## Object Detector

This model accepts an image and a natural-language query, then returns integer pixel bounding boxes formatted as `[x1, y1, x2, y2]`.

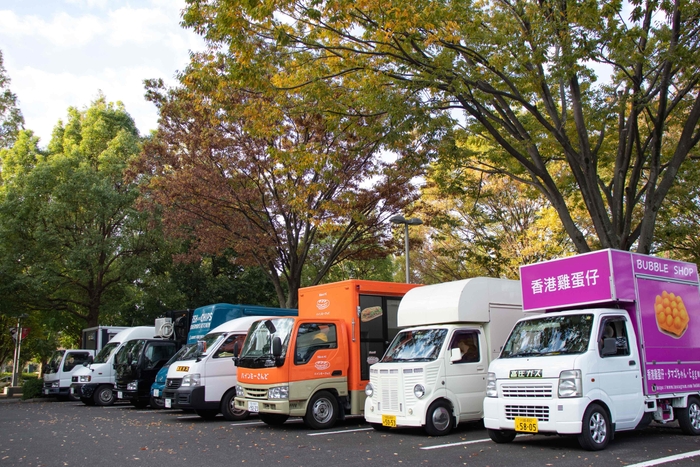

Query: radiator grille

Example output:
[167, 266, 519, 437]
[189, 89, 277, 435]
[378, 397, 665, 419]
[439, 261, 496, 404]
[505, 405, 550, 421]
[501, 384, 553, 398]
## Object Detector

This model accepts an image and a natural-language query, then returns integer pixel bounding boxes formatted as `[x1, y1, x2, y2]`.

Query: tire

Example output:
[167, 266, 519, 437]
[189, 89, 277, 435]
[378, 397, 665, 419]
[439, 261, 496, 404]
[150, 395, 165, 410]
[488, 428, 516, 443]
[370, 423, 391, 432]
[303, 390, 339, 430]
[195, 409, 219, 419]
[424, 400, 454, 436]
[80, 396, 95, 406]
[221, 391, 249, 421]
[577, 403, 611, 451]
[94, 385, 115, 406]
[130, 400, 149, 409]
[259, 413, 289, 426]
[678, 396, 700, 436]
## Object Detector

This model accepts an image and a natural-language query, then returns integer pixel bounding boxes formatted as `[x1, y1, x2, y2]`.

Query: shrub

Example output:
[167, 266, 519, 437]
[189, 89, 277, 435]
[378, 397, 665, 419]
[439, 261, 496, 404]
[21, 377, 43, 400]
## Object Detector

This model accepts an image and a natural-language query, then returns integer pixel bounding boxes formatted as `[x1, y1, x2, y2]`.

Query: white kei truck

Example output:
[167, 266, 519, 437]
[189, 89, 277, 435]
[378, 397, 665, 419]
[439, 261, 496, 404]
[484, 249, 700, 451]
[43, 326, 127, 400]
[163, 315, 293, 420]
[364, 277, 526, 435]
[70, 326, 155, 406]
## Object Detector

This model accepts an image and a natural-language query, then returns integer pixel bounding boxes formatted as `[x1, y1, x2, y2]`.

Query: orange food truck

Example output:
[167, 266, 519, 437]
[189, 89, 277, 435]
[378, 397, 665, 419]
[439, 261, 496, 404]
[233, 280, 420, 429]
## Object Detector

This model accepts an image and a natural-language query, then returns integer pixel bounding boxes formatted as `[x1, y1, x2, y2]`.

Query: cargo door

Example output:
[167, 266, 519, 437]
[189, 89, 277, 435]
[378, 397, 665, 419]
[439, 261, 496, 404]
[444, 330, 486, 419]
[359, 295, 403, 381]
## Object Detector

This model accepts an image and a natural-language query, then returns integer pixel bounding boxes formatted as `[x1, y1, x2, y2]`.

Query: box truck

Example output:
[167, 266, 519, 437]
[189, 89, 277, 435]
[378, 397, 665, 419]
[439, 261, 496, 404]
[234, 280, 420, 429]
[364, 278, 525, 435]
[484, 249, 700, 451]
[162, 308, 296, 420]
[43, 325, 127, 400]
[70, 326, 155, 406]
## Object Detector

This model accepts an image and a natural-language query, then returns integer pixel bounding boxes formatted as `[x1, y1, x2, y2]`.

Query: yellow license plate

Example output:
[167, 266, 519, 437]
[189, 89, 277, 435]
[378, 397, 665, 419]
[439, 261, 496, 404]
[176, 366, 189, 372]
[382, 415, 397, 427]
[514, 417, 538, 433]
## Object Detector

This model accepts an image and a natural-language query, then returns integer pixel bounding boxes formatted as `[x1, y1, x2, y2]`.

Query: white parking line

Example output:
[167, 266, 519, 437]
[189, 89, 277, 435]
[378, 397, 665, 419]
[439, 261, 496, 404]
[307, 427, 374, 436]
[624, 450, 700, 467]
[420, 434, 530, 450]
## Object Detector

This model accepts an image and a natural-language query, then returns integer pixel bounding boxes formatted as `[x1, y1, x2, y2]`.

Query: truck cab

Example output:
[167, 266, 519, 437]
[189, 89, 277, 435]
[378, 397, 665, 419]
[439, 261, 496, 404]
[43, 349, 95, 400]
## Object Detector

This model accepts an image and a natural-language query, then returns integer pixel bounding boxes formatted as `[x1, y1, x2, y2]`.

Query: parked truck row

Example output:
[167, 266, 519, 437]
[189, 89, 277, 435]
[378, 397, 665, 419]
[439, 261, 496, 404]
[37, 249, 700, 452]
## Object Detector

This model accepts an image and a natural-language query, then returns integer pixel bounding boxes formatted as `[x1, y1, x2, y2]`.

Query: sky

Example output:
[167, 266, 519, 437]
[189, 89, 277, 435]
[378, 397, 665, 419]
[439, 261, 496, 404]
[0, 0, 206, 147]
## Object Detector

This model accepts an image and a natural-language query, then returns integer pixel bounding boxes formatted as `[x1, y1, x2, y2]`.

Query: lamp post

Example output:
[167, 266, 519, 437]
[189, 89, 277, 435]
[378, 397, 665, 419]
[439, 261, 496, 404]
[390, 215, 423, 283]
[11, 314, 28, 387]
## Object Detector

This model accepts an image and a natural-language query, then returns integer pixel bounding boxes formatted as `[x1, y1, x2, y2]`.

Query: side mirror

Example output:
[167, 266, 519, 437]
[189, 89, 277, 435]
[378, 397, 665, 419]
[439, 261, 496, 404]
[272, 336, 282, 357]
[601, 337, 617, 356]
[233, 341, 240, 358]
[450, 347, 462, 363]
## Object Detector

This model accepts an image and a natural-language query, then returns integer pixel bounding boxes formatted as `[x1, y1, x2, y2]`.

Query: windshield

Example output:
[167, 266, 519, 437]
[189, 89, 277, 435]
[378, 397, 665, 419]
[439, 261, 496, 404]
[114, 339, 145, 365]
[381, 329, 448, 362]
[46, 350, 65, 374]
[180, 333, 225, 360]
[238, 318, 295, 368]
[501, 314, 594, 358]
[93, 342, 119, 364]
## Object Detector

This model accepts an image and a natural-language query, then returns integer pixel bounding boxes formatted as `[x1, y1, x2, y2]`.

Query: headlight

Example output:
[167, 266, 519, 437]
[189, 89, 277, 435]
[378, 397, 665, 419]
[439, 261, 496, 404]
[268, 386, 289, 399]
[181, 374, 201, 387]
[79, 375, 91, 383]
[558, 369, 582, 398]
[51, 381, 59, 388]
[365, 383, 374, 397]
[413, 384, 426, 399]
[127, 381, 138, 391]
[236, 385, 244, 397]
[486, 372, 497, 397]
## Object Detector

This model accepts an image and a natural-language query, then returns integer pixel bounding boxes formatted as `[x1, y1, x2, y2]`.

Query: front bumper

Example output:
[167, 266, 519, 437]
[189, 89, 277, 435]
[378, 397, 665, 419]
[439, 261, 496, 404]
[70, 383, 87, 398]
[364, 397, 425, 428]
[483, 396, 586, 435]
[162, 386, 215, 410]
[234, 396, 293, 415]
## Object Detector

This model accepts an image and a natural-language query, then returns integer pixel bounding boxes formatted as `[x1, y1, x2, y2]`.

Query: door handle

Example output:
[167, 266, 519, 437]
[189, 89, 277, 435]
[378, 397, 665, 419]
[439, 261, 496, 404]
[629, 360, 636, 366]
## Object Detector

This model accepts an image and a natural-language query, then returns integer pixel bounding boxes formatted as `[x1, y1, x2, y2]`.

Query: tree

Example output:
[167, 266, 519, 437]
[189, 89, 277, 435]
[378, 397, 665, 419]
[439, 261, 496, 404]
[181, 0, 700, 254]
[137, 75, 420, 308]
[0, 50, 24, 148]
[0, 96, 158, 330]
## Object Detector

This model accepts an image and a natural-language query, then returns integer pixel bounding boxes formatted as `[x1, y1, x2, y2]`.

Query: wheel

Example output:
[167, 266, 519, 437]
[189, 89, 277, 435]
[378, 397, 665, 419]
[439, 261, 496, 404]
[488, 428, 516, 443]
[424, 400, 454, 436]
[303, 391, 339, 430]
[150, 395, 165, 409]
[94, 385, 115, 406]
[370, 423, 391, 432]
[130, 400, 149, 409]
[259, 413, 289, 426]
[221, 391, 249, 421]
[195, 409, 219, 419]
[577, 403, 611, 451]
[80, 396, 95, 406]
[678, 396, 700, 435]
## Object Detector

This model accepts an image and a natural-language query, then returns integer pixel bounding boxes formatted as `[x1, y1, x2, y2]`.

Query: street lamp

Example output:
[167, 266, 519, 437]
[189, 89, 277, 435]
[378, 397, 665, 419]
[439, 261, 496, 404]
[390, 215, 423, 283]
[11, 314, 28, 387]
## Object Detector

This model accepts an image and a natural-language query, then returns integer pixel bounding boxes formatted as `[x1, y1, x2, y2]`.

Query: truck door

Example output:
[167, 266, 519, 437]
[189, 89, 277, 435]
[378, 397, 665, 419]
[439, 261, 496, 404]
[444, 330, 486, 419]
[359, 295, 402, 380]
[142, 343, 177, 395]
[292, 323, 345, 381]
[206, 333, 247, 402]
[594, 316, 644, 428]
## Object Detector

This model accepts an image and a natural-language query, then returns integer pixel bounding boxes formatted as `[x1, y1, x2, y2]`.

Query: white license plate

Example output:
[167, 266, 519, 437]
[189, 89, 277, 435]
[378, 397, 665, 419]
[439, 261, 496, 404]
[70, 387, 74, 394]
[153, 389, 160, 397]
[44, 389, 49, 395]
[165, 399, 172, 409]
[248, 401, 259, 413]
[117, 391, 123, 399]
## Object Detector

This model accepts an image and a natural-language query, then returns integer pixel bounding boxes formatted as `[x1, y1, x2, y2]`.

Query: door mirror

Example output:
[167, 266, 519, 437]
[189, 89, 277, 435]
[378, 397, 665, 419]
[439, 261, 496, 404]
[450, 347, 462, 363]
[601, 337, 617, 356]
[272, 336, 282, 357]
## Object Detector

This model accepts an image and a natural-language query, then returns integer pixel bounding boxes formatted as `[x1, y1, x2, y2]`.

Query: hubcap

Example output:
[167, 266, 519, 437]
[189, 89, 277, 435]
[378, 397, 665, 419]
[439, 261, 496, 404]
[588, 412, 607, 444]
[99, 389, 113, 403]
[690, 403, 700, 430]
[431, 406, 451, 432]
[312, 398, 333, 423]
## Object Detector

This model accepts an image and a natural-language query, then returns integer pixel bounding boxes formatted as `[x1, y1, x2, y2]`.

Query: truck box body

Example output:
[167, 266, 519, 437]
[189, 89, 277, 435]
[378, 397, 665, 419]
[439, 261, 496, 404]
[43, 325, 127, 400]
[484, 249, 700, 451]
[365, 278, 525, 435]
[162, 307, 296, 420]
[234, 280, 420, 429]
[69, 327, 155, 406]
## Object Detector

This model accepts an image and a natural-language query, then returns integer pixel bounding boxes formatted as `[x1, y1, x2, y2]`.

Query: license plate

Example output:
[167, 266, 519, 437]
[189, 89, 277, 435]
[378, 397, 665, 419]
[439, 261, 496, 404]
[70, 387, 74, 394]
[382, 415, 397, 427]
[248, 401, 259, 413]
[44, 389, 49, 395]
[117, 391, 123, 399]
[515, 416, 538, 433]
[153, 389, 160, 397]
[165, 399, 171, 409]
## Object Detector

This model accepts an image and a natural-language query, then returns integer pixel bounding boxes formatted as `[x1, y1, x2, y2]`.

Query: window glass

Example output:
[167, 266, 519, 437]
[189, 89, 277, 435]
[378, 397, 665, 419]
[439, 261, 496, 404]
[598, 317, 630, 357]
[450, 331, 480, 363]
[214, 334, 247, 359]
[294, 323, 337, 365]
